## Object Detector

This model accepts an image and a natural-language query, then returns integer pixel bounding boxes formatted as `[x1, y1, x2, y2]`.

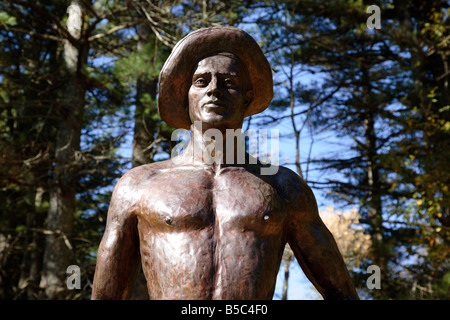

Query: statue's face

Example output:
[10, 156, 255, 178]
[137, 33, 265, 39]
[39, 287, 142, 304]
[188, 54, 253, 130]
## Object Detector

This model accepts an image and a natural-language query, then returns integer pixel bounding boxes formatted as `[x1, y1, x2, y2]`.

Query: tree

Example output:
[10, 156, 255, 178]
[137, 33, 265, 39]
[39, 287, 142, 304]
[377, 0, 450, 299]
[246, 0, 449, 299]
[39, 0, 87, 299]
[1, 0, 66, 299]
[1, 0, 143, 299]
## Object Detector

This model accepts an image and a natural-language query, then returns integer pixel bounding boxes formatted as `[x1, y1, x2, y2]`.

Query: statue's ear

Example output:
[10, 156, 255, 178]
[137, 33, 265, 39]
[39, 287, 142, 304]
[244, 90, 255, 110]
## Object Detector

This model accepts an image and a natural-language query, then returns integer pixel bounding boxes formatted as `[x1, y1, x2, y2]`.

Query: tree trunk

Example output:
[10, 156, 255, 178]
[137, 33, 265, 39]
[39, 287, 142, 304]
[40, 0, 86, 299]
[17, 188, 44, 298]
[281, 244, 294, 300]
[361, 67, 386, 289]
[132, 23, 158, 168]
[28, 187, 45, 299]
[364, 110, 385, 268]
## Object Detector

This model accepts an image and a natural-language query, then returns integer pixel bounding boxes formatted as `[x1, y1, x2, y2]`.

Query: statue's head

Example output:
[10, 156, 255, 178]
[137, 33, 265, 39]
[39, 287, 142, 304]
[187, 52, 255, 131]
[158, 27, 273, 129]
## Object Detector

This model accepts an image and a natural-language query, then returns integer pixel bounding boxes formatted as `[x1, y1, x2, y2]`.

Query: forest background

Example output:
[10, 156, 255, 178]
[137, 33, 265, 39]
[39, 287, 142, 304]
[0, 0, 448, 300]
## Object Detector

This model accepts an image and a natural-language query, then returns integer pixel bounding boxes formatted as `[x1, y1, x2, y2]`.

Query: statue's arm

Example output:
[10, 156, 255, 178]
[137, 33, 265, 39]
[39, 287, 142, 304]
[285, 176, 359, 300]
[91, 179, 141, 300]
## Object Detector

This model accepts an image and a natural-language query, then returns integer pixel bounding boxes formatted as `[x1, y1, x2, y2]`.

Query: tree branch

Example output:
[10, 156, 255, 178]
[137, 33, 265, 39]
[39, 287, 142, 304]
[87, 19, 140, 42]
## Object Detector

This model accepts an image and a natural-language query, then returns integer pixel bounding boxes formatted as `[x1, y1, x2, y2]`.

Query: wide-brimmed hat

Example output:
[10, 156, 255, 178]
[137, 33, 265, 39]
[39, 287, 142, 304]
[158, 27, 273, 129]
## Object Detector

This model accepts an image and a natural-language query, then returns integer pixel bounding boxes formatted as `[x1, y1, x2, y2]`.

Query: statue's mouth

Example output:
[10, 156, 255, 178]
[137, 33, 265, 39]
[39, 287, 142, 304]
[203, 99, 227, 110]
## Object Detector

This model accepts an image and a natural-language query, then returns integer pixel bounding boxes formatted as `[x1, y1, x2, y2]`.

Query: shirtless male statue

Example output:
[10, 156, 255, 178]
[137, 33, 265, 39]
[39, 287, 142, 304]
[91, 27, 359, 300]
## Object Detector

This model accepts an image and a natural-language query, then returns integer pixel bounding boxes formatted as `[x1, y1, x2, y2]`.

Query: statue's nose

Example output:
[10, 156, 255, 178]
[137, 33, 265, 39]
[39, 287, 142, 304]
[206, 77, 222, 97]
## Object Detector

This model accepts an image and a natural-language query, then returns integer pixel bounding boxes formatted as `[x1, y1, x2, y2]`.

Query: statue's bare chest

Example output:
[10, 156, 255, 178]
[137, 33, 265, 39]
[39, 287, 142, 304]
[136, 166, 285, 235]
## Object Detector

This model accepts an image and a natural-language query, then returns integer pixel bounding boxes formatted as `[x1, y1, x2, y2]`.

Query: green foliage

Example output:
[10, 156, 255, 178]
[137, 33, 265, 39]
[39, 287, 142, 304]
[0, 11, 16, 27]
[114, 41, 163, 85]
[253, 0, 449, 299]
[0, 0, 139, 299]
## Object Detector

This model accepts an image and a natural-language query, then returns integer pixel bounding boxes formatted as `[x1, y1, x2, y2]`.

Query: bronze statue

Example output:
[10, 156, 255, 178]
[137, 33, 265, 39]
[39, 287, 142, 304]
[91, 27, 359, 300]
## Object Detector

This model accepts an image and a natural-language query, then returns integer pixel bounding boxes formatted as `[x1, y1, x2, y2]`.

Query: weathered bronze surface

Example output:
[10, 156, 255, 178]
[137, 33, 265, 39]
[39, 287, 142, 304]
[91, 27, 359, 300]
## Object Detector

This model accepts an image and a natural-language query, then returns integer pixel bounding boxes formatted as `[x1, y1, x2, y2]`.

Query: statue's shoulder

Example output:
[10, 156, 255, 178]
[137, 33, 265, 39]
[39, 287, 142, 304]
[114, 159, 174, 190]
[109, 159, 175, 214]
[271, 166, 314, 204]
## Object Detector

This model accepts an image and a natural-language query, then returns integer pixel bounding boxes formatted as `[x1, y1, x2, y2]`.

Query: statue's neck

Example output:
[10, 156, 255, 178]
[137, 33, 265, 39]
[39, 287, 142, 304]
[182, 122, 246, 171]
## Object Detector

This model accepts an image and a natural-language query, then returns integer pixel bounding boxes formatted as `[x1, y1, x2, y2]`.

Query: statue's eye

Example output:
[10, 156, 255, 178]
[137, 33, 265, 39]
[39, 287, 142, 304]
[194, 78, 207, 87]
[224, 78, 235, 87]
